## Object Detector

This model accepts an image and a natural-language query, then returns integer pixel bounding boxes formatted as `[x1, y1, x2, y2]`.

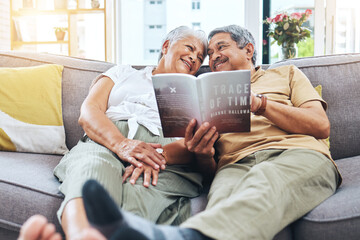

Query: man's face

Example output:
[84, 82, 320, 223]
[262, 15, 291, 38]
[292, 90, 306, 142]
[207, 32, 253, 72]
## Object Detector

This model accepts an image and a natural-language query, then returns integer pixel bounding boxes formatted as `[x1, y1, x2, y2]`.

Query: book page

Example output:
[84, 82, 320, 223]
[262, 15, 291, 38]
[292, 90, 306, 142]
[152, 73, 201, 137]
[198, 70, 251, 133]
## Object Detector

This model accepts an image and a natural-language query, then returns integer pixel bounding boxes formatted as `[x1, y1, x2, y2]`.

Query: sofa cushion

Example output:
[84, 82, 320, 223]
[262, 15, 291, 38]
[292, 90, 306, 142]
[292, 156, 360, 239]
[268, 54, 360, 160]
[0, 151, 64, 234]
[0, 64, 68, 154]
[0, 51, 115, 150]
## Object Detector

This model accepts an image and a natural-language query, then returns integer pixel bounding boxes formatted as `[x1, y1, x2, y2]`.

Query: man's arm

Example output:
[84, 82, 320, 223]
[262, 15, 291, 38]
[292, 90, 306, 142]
[252, 93, 330, 139]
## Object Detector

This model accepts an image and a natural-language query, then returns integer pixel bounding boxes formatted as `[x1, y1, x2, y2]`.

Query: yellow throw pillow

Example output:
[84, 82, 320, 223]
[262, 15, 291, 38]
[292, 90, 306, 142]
[314, 84, 330, 148]
[0, 64, 69, 154]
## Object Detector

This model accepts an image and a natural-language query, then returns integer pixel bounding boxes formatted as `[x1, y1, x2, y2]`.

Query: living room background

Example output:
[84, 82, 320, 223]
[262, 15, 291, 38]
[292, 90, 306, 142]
[0, 0, 359, 65]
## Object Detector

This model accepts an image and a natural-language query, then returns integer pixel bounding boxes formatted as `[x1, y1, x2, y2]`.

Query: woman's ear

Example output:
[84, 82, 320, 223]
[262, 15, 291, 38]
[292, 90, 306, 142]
[162, 40, 170, 55]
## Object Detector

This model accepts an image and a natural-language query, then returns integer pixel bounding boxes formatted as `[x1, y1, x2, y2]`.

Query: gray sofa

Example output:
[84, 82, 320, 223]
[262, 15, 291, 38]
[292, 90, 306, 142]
[0, 51, 359, 240]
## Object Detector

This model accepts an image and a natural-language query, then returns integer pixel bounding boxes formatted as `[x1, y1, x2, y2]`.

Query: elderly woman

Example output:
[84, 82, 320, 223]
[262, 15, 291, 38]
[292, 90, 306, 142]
[53, 26, 218, 240]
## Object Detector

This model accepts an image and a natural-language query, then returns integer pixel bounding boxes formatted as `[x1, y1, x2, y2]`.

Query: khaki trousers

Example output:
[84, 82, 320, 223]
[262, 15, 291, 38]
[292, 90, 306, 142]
[54, 121, 202, 225]
[181, 149, 339, 240]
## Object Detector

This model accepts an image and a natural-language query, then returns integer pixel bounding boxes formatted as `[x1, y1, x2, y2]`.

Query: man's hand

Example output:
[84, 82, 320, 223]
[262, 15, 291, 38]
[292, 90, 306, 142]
[184, 119, 218, 181]
[122, 164, 159, 188]
[184, 119, 218, 159]
[116, 139, 166, 170]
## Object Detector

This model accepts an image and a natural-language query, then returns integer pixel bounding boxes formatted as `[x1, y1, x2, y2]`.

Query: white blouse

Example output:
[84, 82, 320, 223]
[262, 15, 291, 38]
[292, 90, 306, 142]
[102, 65, 162, 139]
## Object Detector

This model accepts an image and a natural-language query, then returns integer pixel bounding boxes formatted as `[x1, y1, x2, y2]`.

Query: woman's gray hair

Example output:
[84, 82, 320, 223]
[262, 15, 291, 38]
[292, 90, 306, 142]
[158, 26, 208, 62]
[208, 25, 257, 65]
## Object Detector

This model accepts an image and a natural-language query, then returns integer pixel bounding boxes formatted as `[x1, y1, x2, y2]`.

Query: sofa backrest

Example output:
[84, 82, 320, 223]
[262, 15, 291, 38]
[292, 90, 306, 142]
[268, 54, 360, 160]
[2, 51, 359, 160]
[198, 54, 360, 160]
[0, 51, 115, 150]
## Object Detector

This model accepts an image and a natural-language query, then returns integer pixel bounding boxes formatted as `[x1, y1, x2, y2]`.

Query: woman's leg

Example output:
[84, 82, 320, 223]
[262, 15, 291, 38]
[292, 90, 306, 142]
[61, 198, 89, 239]
[54, 136, 126, 239]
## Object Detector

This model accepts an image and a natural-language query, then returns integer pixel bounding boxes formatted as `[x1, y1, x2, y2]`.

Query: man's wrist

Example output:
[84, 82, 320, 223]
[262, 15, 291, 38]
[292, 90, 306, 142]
[253, 94, 267, 115]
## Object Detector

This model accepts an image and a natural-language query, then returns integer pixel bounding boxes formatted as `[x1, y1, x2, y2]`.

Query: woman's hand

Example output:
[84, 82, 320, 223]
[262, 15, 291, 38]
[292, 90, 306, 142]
[122, 164, 159, 188]
[116, 139, 166, 171]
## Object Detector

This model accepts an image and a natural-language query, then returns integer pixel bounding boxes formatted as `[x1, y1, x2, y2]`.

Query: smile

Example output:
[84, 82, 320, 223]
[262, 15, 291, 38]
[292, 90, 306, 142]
[181, 59, 192, 71]
[213, 58, 228, 70]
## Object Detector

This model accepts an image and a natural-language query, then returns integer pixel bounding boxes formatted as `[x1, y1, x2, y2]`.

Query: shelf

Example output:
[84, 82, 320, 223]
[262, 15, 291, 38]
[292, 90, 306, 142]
[13, 41, 69, 45]
[12, 8, 105, 16]
[10, 0, 108, 61]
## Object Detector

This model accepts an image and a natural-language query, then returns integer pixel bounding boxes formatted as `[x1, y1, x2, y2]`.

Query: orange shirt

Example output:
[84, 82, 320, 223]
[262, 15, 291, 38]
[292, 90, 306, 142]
[215, 65, 331, 170]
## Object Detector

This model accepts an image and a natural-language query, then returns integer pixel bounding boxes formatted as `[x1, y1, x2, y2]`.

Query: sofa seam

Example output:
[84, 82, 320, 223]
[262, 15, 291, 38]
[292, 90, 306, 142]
[302, 214, 360, 223]
[296, 60, 360, 69]
[0, 219, 21, 232]
[0, 179, 64, 199]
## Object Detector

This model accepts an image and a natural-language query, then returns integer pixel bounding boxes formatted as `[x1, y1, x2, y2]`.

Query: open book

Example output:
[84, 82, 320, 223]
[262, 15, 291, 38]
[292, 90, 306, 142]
[152, 70, 251, 137]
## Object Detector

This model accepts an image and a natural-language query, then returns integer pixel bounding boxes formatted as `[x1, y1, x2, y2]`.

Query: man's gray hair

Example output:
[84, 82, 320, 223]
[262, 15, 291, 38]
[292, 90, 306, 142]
[158, 26, 208, 62]
[208, 25, 257, 65]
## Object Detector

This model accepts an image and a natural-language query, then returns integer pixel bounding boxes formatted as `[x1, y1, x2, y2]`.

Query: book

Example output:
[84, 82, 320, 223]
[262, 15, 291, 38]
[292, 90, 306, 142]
[152, 70, 251, 137]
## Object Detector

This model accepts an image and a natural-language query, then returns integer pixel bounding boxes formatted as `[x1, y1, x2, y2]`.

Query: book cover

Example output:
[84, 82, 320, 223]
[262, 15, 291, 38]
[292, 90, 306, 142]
[152, 70, 251, 137]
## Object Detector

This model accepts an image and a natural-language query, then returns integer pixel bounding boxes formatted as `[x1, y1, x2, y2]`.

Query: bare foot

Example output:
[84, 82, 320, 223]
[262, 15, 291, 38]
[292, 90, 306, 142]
[18, 215, 62, 240]
[71, 228, 107, 240]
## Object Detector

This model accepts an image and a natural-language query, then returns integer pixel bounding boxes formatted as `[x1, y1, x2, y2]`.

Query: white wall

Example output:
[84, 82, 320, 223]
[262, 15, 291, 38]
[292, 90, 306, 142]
[0, 1, 10, 51]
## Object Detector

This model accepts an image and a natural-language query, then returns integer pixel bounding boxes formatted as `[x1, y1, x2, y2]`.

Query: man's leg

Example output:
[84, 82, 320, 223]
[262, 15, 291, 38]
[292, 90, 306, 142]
[181, 149, 339, 240]
[81, 149, 338, 240]
[82, 180, 212, 240]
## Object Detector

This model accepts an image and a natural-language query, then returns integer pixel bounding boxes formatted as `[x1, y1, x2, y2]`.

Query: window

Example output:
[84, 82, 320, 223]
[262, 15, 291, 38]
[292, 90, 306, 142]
[331, 0, 360, 53]
[192, 0, 201, 10]
[117, 0, 246, 65]
[192, 22, 201, 30]
[266, 0, 315, 64]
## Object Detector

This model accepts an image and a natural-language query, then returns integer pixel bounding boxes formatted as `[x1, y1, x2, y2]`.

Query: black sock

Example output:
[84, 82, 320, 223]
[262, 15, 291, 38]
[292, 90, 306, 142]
[82, 179, 212, 240]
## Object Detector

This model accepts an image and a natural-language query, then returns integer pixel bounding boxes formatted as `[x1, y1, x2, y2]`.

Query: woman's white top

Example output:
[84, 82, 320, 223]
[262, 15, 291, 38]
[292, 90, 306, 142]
[101, 65, 162, 139]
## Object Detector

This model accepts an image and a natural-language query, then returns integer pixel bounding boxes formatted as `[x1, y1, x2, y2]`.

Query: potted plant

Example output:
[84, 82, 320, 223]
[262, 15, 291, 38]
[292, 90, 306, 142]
[263, 9, 312, 59]
[54, 27, 67, 41]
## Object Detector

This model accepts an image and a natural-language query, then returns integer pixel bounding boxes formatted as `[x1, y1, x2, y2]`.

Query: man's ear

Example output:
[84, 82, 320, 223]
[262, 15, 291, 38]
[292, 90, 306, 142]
[244, 43, 254, 60]
[162, 40, 170, 55]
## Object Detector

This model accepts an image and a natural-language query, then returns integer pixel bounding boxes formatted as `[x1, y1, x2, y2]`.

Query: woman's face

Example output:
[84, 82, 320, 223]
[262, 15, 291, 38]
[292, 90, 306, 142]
[159, 36, 205, 75]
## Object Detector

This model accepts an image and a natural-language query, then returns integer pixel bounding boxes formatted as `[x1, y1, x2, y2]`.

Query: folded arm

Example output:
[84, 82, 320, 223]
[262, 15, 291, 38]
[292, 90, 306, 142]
[78, 76, 165, 170]
[251, 93, 330, 139]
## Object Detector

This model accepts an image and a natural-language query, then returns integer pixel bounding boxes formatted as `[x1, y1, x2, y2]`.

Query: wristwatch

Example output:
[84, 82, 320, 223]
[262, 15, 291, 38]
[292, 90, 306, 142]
[254, 94, 267, 115]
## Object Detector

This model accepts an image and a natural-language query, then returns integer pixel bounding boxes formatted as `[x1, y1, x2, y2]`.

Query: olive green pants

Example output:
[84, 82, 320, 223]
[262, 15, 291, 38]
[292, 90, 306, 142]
[181, 148, 339, 240]
[54, 121, 202, 225]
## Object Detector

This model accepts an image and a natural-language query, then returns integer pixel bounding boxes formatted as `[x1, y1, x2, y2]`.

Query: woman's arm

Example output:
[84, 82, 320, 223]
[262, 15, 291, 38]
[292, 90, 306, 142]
[123, 120, 218, 186]
[79, 76, 165, 169]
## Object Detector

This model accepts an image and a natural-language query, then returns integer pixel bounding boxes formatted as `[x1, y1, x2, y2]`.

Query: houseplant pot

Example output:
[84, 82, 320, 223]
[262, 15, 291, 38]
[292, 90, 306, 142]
[54, 0, 68, 9]
[54, 27, 67, 41]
